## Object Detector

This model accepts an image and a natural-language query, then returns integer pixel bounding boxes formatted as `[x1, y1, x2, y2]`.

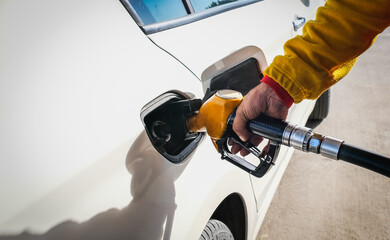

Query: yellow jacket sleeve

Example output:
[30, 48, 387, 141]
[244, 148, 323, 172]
[264, 0, 390, 103]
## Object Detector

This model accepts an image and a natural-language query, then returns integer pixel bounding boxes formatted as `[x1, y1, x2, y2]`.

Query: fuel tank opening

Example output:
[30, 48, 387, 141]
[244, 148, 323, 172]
[140, 90, 204, 164]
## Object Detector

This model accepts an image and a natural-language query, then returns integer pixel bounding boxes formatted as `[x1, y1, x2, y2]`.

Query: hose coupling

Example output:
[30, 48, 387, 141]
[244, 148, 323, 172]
[282, 123, 344, 159]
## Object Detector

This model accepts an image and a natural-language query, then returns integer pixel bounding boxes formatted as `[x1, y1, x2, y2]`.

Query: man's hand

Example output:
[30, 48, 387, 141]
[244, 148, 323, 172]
[231, 83, 289, 156]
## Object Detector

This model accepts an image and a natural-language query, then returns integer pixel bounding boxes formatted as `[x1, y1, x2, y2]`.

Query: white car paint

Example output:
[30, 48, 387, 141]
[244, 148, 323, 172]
[0, 0, 322, 239]
[0, 0, 202, 235]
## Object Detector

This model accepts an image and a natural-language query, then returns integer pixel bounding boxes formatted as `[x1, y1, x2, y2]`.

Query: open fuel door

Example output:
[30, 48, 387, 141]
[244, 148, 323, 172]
[200, 46, 268, 99]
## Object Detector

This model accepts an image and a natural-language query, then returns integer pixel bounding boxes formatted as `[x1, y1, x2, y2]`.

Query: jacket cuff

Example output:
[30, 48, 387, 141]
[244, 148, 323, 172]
[261, 75, 294, 108]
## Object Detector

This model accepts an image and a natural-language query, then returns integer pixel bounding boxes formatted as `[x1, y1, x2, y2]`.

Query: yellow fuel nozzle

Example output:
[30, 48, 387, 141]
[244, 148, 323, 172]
[186, 90, 243, 150]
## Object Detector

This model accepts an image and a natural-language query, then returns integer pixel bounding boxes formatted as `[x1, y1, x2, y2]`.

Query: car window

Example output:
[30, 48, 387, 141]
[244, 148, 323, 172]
[190, 0, 238, 13]
[128, 0, 188, 25]
[121, 0, 260, 34]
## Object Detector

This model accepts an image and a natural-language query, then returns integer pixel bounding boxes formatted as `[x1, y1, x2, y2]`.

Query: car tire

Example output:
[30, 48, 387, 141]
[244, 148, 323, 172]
[199, 219, 234, 240]
[305, 89, 331, 129]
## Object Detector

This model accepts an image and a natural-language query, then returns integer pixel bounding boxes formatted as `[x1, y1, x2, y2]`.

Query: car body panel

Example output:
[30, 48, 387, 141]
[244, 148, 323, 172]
[0, 0, 199, 234]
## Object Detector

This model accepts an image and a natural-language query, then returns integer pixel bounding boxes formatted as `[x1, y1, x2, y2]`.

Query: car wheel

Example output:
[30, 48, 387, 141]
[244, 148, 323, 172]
[199, 219, 234, 240]
[306, 89, 331, 129]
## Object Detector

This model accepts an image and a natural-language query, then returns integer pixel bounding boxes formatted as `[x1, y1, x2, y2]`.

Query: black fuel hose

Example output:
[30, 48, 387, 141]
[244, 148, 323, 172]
[338, 143, 390, 177]
[241, 114, 390, 178]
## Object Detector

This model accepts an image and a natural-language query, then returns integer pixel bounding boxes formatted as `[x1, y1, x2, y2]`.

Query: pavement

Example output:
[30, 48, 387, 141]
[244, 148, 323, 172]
[257, 28, 390, 240]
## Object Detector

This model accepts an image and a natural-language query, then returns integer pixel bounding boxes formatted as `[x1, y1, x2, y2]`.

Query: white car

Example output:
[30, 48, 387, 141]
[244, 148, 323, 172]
[0, 0, 325, 239]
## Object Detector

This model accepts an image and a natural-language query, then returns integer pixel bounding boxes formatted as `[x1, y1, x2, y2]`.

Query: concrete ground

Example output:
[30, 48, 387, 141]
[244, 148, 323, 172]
[257, 28, 390, 240]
